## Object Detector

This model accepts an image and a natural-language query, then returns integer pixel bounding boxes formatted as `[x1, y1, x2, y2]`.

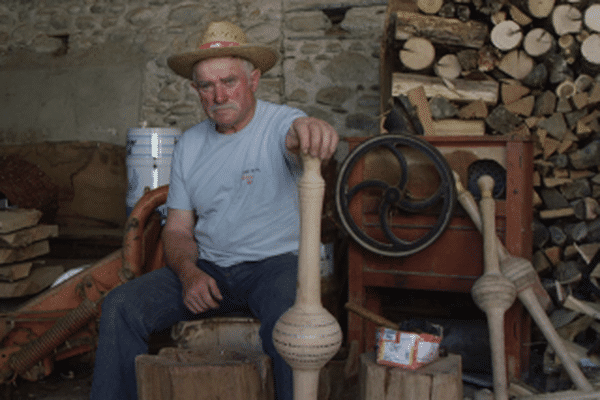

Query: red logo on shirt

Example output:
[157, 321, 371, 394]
[242, 174, 253, 184]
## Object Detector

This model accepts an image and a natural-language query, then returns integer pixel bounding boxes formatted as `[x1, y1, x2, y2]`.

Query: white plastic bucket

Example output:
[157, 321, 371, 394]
[125, 127, 181, 218]
[126, 127, 181, 158]
[126, 156, 173, 208]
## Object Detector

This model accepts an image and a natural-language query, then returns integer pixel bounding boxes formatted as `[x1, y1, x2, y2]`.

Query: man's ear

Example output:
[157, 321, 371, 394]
[250, 68, 261, 92]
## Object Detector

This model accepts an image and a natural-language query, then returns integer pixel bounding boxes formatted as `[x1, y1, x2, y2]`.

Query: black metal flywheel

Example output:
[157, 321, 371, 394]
[335, 133, 456, 257]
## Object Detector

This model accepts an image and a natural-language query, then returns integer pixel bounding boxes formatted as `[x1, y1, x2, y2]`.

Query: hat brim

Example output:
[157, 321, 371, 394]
[167, 45, 279, 80]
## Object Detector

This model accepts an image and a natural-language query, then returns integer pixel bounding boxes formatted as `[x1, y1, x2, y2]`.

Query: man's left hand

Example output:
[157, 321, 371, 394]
[286, 117, 339, 160]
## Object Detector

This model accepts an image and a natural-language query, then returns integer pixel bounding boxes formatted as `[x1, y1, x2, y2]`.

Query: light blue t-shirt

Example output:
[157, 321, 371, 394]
[166, 100, 307, 267]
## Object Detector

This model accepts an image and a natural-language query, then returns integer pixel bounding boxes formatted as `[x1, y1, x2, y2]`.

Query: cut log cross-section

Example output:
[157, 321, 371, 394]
[525, 0, 555, 18]
[552, 5, 583, 36]
[523, 28, 555, 57]
[434, 54, 462, 79]
[581, 34, 600, 73]
[491, 20, 523, 51]
[584, 4, 600, 33]
[400, 37, 436, 71]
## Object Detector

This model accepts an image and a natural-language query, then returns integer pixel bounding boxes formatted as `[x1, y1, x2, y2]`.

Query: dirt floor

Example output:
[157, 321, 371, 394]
[2, 358, 93, 400]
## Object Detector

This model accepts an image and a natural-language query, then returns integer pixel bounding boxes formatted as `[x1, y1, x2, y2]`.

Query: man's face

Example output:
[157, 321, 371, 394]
[191, 57, 260, 134]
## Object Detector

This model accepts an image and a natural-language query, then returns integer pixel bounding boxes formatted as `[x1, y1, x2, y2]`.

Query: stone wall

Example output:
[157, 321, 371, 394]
[0, 0, 388, 160]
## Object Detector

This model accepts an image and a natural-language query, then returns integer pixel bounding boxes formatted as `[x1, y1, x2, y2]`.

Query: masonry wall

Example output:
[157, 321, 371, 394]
[0, 0, 389, 160]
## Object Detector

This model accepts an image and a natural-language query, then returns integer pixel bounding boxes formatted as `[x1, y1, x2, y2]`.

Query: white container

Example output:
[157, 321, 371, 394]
[126, 127, 181, 158]
[125, 127, 181, 217]
[126, 156, 172, 214]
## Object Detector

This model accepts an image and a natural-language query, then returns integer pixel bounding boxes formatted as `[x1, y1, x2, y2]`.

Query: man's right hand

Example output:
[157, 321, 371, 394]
[181, 267, 223, 314]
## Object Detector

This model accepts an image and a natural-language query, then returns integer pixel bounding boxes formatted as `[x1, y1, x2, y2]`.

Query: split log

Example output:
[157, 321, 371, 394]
[0, 265, 63, 298]
[407, 86, 436, 136]
[395, 11, 489, 49]
[491, 20, 523, 51]
[0, 209, 42, 234]
[433, 119, 486, 136]
[501, 83, 530, 104]
[504, 95, 535, 117]
[0, 240, 50, 265]
[459, 100, 489, 119]
[552, 5, 583, 37]
[539, 207, 575, 219]
[434, 54, 462, 80]
[509, 5, 533, 26]
[523, 28, 555, 58]
[0, 224, 58, 248]
[400, 37, 436, 71]
[0, 261, 33, 282]
[497, 50, 534, 80]
[392, 72, 499, 104]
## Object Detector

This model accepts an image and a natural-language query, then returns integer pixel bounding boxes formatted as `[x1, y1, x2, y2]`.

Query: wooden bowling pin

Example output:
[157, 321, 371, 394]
[454, 172, 593, 392]
[470, 175, 517, 400]
[272, 153, 343, 400]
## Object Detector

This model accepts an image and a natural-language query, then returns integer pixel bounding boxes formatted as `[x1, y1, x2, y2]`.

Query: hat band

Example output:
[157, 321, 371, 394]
[199, 41, 240, 49]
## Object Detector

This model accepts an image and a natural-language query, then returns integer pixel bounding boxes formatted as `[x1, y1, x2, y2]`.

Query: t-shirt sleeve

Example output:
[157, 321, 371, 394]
[165, 137, 193, 211]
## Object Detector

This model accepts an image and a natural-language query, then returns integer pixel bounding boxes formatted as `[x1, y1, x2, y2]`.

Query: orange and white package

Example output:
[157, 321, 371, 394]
[375, 327, 442, 370]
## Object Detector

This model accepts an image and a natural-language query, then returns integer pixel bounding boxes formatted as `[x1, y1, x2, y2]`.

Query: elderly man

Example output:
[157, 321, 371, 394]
[90, 21, 339, 400]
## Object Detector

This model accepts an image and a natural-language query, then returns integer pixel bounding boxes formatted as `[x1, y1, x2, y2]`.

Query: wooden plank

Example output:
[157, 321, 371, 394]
[0, 224, 58, 247]
[0, 240, 50, 265]
[395, 11, 488, 49]
[392, 72, 499, 104]
[0, 209, 42, 234]
[0, 265, 63, 298]
[0, 261, 33, 282]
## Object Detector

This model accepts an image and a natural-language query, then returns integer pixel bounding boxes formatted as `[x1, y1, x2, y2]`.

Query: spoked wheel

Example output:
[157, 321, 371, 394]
[335, 134, 456, 257]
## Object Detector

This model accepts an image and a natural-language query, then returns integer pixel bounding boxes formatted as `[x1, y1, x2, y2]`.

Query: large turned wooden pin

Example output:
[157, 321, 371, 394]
[272, 153, 343, 400]
[470, 175, 516, 400]
[454, 172, 594, 392]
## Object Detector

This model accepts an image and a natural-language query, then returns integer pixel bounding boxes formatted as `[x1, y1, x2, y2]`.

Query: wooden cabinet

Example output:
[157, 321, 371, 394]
[345, 135, 534, 380]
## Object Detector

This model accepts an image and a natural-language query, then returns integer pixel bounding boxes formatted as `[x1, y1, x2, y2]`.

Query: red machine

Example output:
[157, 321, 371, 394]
[0, 185, 169, 384]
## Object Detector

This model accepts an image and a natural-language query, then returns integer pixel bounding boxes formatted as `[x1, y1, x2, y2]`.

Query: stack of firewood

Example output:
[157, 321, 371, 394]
[0, 208, 61, 299]
[386, 0, 600, 384]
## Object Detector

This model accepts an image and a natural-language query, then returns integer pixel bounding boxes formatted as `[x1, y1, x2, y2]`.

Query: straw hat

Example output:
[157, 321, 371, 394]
[167, 21, 279, 80]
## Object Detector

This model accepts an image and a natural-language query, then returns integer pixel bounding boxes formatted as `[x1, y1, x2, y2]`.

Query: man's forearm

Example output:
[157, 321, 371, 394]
[162, 230, 199, 279]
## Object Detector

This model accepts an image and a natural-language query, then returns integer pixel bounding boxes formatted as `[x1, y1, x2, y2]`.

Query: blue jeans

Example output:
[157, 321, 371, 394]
[90, 253, 298, 400]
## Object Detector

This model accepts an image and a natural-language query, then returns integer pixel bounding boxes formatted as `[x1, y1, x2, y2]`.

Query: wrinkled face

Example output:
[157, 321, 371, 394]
[191, 57, 260, 134]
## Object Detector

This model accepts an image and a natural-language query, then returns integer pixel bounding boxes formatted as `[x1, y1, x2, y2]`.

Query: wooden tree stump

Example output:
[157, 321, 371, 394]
[359, 352, 463, 400]
[135, 348, 274, 400]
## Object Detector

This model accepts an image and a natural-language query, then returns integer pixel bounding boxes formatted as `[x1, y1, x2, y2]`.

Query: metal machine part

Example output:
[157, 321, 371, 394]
[335, 134, 456, 257]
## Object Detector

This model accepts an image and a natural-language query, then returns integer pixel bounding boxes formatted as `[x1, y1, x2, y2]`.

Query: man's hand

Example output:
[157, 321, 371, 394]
[286, 117, 339, 160]
[180, 267, 223, 314]
[162, 208, 222, 314]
